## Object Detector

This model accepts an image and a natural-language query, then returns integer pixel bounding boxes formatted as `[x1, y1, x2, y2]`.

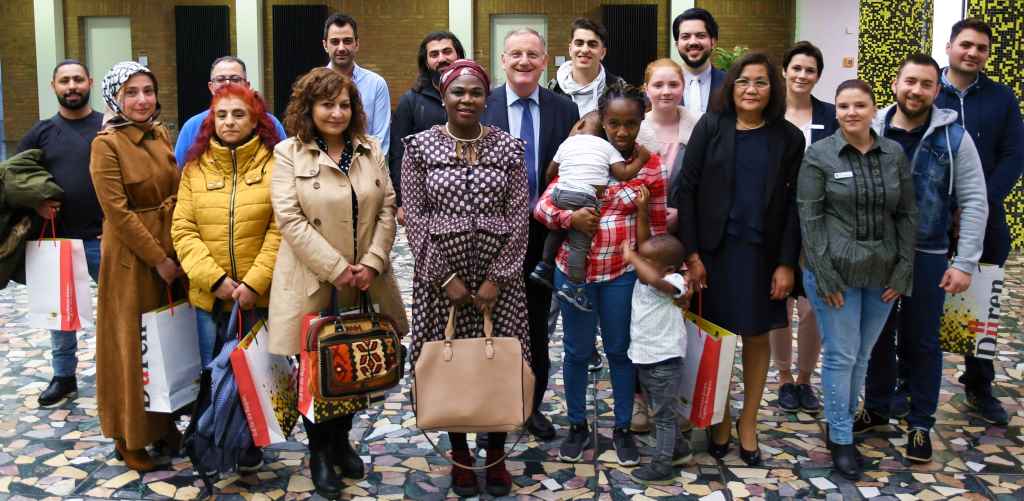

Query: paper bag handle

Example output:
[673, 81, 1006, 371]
[35, 208, 57, 246]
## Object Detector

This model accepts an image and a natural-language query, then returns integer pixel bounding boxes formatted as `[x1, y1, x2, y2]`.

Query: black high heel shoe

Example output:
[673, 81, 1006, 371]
[736, 421, 762, 466]
[705, 424, 730, 459]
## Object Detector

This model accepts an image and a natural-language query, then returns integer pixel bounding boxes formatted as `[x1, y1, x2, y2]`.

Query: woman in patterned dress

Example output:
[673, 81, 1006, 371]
[402, 59, 530, 498]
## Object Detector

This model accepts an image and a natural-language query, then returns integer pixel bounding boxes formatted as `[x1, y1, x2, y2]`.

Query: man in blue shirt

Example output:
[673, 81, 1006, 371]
[323, 12, 391, 152]
[935, 18, 1023, 426]
[173, 56, 287, 166]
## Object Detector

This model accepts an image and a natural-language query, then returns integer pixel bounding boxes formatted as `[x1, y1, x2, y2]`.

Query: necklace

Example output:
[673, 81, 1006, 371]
[737, 119, 766, 130]
[445, 123, 486, 163]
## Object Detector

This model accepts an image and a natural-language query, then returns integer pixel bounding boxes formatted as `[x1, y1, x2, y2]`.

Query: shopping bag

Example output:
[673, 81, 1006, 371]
[25, 236, 93, 331]
[939, 263, 1004, 360]
[231, 318, 299, 447]
[678, 311, 738, 429]
[142, 300, 201, 413]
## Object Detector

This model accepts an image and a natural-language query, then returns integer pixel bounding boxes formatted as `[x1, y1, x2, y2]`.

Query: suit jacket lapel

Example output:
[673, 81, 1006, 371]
[537, 90, 555, 186]
[484, 86, 510, 133]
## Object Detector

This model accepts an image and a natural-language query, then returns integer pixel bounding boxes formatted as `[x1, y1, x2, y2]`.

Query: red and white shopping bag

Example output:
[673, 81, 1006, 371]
[25, 220, 93, 331]
[678, 306, 738, 429]
[231, 318, 299, 447]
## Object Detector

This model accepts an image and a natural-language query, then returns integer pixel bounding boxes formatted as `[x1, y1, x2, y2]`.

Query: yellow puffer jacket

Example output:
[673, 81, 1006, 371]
[172, 135, 281, 311]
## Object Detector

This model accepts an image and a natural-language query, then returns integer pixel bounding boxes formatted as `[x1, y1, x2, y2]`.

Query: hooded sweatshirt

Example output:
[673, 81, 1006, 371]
[554, 61, 608, 116]
[872, 104, 988, 274]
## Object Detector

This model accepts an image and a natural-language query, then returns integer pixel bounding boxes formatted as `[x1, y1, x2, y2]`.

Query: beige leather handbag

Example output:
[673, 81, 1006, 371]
[413, 305, 535, 433]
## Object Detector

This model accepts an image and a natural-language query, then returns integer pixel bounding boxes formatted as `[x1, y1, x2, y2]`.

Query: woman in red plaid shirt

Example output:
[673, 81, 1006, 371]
[534, 84, 667, 466]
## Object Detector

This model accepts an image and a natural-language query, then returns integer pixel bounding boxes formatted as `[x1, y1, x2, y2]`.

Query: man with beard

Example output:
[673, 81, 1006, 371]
[173, 56, 287, 167]
[323, 12, 391, 152]
[859, 54, 987, 464]
[389, 31, 465, 225]
[672, 8, 725, 114]
[481, 28, 579, 442]
[935, 18, 1023, 426]
[17, 60, 104, 407]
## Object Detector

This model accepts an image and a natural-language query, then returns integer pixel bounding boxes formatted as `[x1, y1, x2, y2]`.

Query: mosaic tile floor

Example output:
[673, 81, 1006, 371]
[1, 229, 1023, 500]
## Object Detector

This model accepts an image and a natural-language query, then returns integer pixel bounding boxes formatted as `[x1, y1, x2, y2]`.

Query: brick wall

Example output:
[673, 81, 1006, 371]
[0, 1, 39, 144]
[63, 0, 237, 135]
[262, 0, 450, 114]
[474, 0, 670, 84]
[698, 0, 796, 65]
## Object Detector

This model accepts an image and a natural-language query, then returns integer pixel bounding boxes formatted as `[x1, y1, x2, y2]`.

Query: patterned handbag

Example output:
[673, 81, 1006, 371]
[297, 292, 404, 423]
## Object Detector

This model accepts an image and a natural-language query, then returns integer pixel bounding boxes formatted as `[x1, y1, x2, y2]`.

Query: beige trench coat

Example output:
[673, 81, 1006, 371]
[268, 136, 408, 356]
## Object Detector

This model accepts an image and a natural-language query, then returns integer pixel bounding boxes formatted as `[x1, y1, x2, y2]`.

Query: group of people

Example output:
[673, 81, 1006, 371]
[14, 5, 1022, 496]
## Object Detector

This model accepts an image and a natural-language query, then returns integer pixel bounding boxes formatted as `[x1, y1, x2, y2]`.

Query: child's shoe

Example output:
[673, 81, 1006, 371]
[529, 262, 555, 289]
[556, 282, 593, 312]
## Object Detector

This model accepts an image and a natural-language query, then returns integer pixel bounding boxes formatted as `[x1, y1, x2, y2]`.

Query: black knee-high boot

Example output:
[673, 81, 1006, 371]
[329, 413, 365, 479]
[304, 417, 342, 498]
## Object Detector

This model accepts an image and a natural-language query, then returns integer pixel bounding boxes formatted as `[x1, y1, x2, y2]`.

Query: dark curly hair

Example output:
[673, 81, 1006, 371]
[712, 51, 786, 124]
[597, 81, 649, 121]
[283, 67, 367, 144]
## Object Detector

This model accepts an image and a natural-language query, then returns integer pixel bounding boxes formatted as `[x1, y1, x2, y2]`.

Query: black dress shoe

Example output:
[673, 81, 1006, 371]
[705, 426, 730, 459]
[38, 376, 77, 407]
[330, 418, 366, 479]
[830, 442, 861, 480]
[526, 411, 555, 440]
[736, 421, 762, 466]
[309, 449, 342, 499]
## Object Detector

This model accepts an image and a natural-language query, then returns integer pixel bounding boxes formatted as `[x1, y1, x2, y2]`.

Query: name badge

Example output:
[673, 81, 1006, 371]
[834, 171, 854, 179]
[810, 123, 825, 130]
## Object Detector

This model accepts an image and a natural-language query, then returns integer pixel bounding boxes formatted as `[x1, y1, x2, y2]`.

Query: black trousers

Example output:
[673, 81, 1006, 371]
[526, 220, 553, 412]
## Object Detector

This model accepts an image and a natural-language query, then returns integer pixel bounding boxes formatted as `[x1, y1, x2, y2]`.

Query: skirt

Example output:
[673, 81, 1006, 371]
[700, 236, 787, 336]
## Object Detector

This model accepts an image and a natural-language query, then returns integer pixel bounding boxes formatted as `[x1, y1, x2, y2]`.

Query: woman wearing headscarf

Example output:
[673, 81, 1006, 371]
[402, 59, 530, 498]
[90, 61, 182, 472]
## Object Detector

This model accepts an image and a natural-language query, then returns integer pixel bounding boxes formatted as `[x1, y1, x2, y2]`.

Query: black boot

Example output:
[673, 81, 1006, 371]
[38, 376, 77, 407]
[829, 440, 861, 481]
[329, 414, 366, 479]
[304, 418, 342, 499]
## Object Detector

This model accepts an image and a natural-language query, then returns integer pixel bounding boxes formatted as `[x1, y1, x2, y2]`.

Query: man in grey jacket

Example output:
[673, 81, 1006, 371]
[858, 54, 987, 464]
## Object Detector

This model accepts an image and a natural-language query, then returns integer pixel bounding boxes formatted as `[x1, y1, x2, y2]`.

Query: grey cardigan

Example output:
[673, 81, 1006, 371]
[797, 130, 918, 296]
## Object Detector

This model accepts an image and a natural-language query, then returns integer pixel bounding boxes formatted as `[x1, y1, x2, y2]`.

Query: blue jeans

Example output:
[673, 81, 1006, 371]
[803, 269, 892, 445]
[864, 252, 947, 430]
[196, 308, 219, 368]
[556, 269, 636, 429]
[51, 238, 101, 377]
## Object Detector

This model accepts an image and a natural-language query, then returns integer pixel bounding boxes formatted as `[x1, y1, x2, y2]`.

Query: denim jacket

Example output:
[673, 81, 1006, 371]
[872, 105, 988, 274]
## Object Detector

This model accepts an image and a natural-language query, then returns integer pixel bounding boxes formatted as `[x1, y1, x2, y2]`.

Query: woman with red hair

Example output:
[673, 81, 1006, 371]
[171, 84, 281, 473]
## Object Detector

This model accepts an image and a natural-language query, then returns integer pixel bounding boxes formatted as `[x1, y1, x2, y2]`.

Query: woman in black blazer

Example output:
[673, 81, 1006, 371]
[676, 52, 805, 466]
[769, 41, 840, 416]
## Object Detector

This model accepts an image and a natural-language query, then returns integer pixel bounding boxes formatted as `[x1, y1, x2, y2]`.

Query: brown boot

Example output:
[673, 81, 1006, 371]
[115, 440, 157, 472]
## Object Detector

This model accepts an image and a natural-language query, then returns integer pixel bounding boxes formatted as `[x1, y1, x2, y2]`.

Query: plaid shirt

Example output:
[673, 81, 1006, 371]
[534, 155, 667, 283]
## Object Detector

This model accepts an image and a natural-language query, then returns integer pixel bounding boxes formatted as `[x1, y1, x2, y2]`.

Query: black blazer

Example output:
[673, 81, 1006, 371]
[389, 86, 446, 206]
[810, 96, 839, 145]
[676, 112, 806, 269]
[482, 84, 580, 271]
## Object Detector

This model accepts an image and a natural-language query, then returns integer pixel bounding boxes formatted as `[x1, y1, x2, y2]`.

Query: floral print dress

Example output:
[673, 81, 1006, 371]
[401, 125, 532, 369]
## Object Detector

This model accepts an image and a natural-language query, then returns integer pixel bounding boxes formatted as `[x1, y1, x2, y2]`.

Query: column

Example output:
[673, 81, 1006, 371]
[236, 0, 265, 93]
[33, 0, 65, 119]
[669, 0, 695, 65]
[449, 0, 474, 59]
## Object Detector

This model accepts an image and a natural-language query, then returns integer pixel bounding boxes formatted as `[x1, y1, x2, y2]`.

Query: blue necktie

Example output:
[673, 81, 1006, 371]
[517, 98, 537, 204]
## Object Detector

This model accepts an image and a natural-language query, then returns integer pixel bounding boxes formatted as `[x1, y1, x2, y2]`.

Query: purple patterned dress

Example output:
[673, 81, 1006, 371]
[401, 125, 532, 368]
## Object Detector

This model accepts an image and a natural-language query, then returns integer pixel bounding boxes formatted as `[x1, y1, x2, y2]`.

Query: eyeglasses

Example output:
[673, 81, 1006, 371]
[211, 75, 246, 85]
[735, 78, 770, 90]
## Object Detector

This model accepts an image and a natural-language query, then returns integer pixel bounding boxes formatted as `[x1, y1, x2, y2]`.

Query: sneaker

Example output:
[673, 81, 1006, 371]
[556, 283, 593, 312]
[587, 350, 603, 372]
[630, 394, 650, 434]
[798, 384, 821, 414]
[852, 408, 890, 434]
[38, 376, 77, 407]
[891, 382, 910, 418]
[965, 391, 1009, 425]
[529, 262, 555, 289]
[672, 438, 694, 466]
[237, 446, 264, 472]
[904, 427, 932, 463]
[612, 428, 639, 466]
[777, 383, 800, 413]
[630, 462, 675, 485]
[558, 422, 592, 462]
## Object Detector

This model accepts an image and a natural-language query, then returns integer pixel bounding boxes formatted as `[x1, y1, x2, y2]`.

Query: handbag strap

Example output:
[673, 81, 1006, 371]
[443, 304, 493, 342]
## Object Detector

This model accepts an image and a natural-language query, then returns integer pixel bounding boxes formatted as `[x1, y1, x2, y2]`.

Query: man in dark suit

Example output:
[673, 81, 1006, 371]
[482, 27, 580, 441]
[672, 8, 726, 113]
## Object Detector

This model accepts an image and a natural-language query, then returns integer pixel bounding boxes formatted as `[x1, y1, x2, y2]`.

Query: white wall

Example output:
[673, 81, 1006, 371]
[932, 0, 967, 68]
[794, 0, 860, 102]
